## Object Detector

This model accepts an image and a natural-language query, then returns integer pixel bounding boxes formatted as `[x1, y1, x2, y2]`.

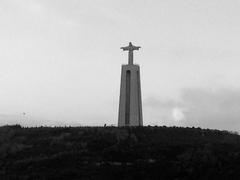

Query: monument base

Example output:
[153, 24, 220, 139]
[118, 64, 143, 127]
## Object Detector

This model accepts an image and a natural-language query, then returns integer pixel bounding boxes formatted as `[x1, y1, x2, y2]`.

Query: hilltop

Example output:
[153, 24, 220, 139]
[0, 125, 240, 179]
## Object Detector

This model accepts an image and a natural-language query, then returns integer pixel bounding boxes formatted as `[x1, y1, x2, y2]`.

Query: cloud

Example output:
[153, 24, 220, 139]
[4, 0, 46, 17]
[181, 88, 240, 131]
[144, 88, 240, 132]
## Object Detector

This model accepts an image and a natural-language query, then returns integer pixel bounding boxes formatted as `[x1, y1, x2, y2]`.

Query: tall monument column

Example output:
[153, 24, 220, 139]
[118, 42, 143, 127]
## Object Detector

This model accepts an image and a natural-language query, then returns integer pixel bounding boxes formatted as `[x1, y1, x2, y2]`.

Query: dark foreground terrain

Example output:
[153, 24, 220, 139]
[0, 125, 240, 179]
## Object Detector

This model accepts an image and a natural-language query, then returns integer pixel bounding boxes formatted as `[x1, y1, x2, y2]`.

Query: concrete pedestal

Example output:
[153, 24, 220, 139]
[118, 64, 143, 126]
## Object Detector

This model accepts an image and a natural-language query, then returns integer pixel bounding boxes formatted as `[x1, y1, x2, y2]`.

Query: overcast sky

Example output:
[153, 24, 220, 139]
[1, 0, 240, 131]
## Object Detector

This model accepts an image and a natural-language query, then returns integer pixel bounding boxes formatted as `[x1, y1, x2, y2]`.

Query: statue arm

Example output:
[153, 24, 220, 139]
[134, 46, 141, 50]
[121, 46, 128, 51]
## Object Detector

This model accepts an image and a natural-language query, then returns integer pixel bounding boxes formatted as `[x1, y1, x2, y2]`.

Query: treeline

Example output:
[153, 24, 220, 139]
[0, 125, 240, 179]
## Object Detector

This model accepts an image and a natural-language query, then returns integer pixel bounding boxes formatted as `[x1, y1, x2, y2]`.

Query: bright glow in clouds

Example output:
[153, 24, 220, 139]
[172, 107, 185, 122]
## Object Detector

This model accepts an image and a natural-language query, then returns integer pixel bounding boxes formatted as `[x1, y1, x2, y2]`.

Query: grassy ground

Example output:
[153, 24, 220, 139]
[0, 125, 240, 179]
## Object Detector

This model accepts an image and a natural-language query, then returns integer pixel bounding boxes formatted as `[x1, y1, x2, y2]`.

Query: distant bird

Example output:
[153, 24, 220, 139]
[22, 112, 26, 116]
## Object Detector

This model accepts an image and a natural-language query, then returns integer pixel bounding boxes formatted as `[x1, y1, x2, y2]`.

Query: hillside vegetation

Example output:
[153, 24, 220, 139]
[0, 125, 240, 179]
